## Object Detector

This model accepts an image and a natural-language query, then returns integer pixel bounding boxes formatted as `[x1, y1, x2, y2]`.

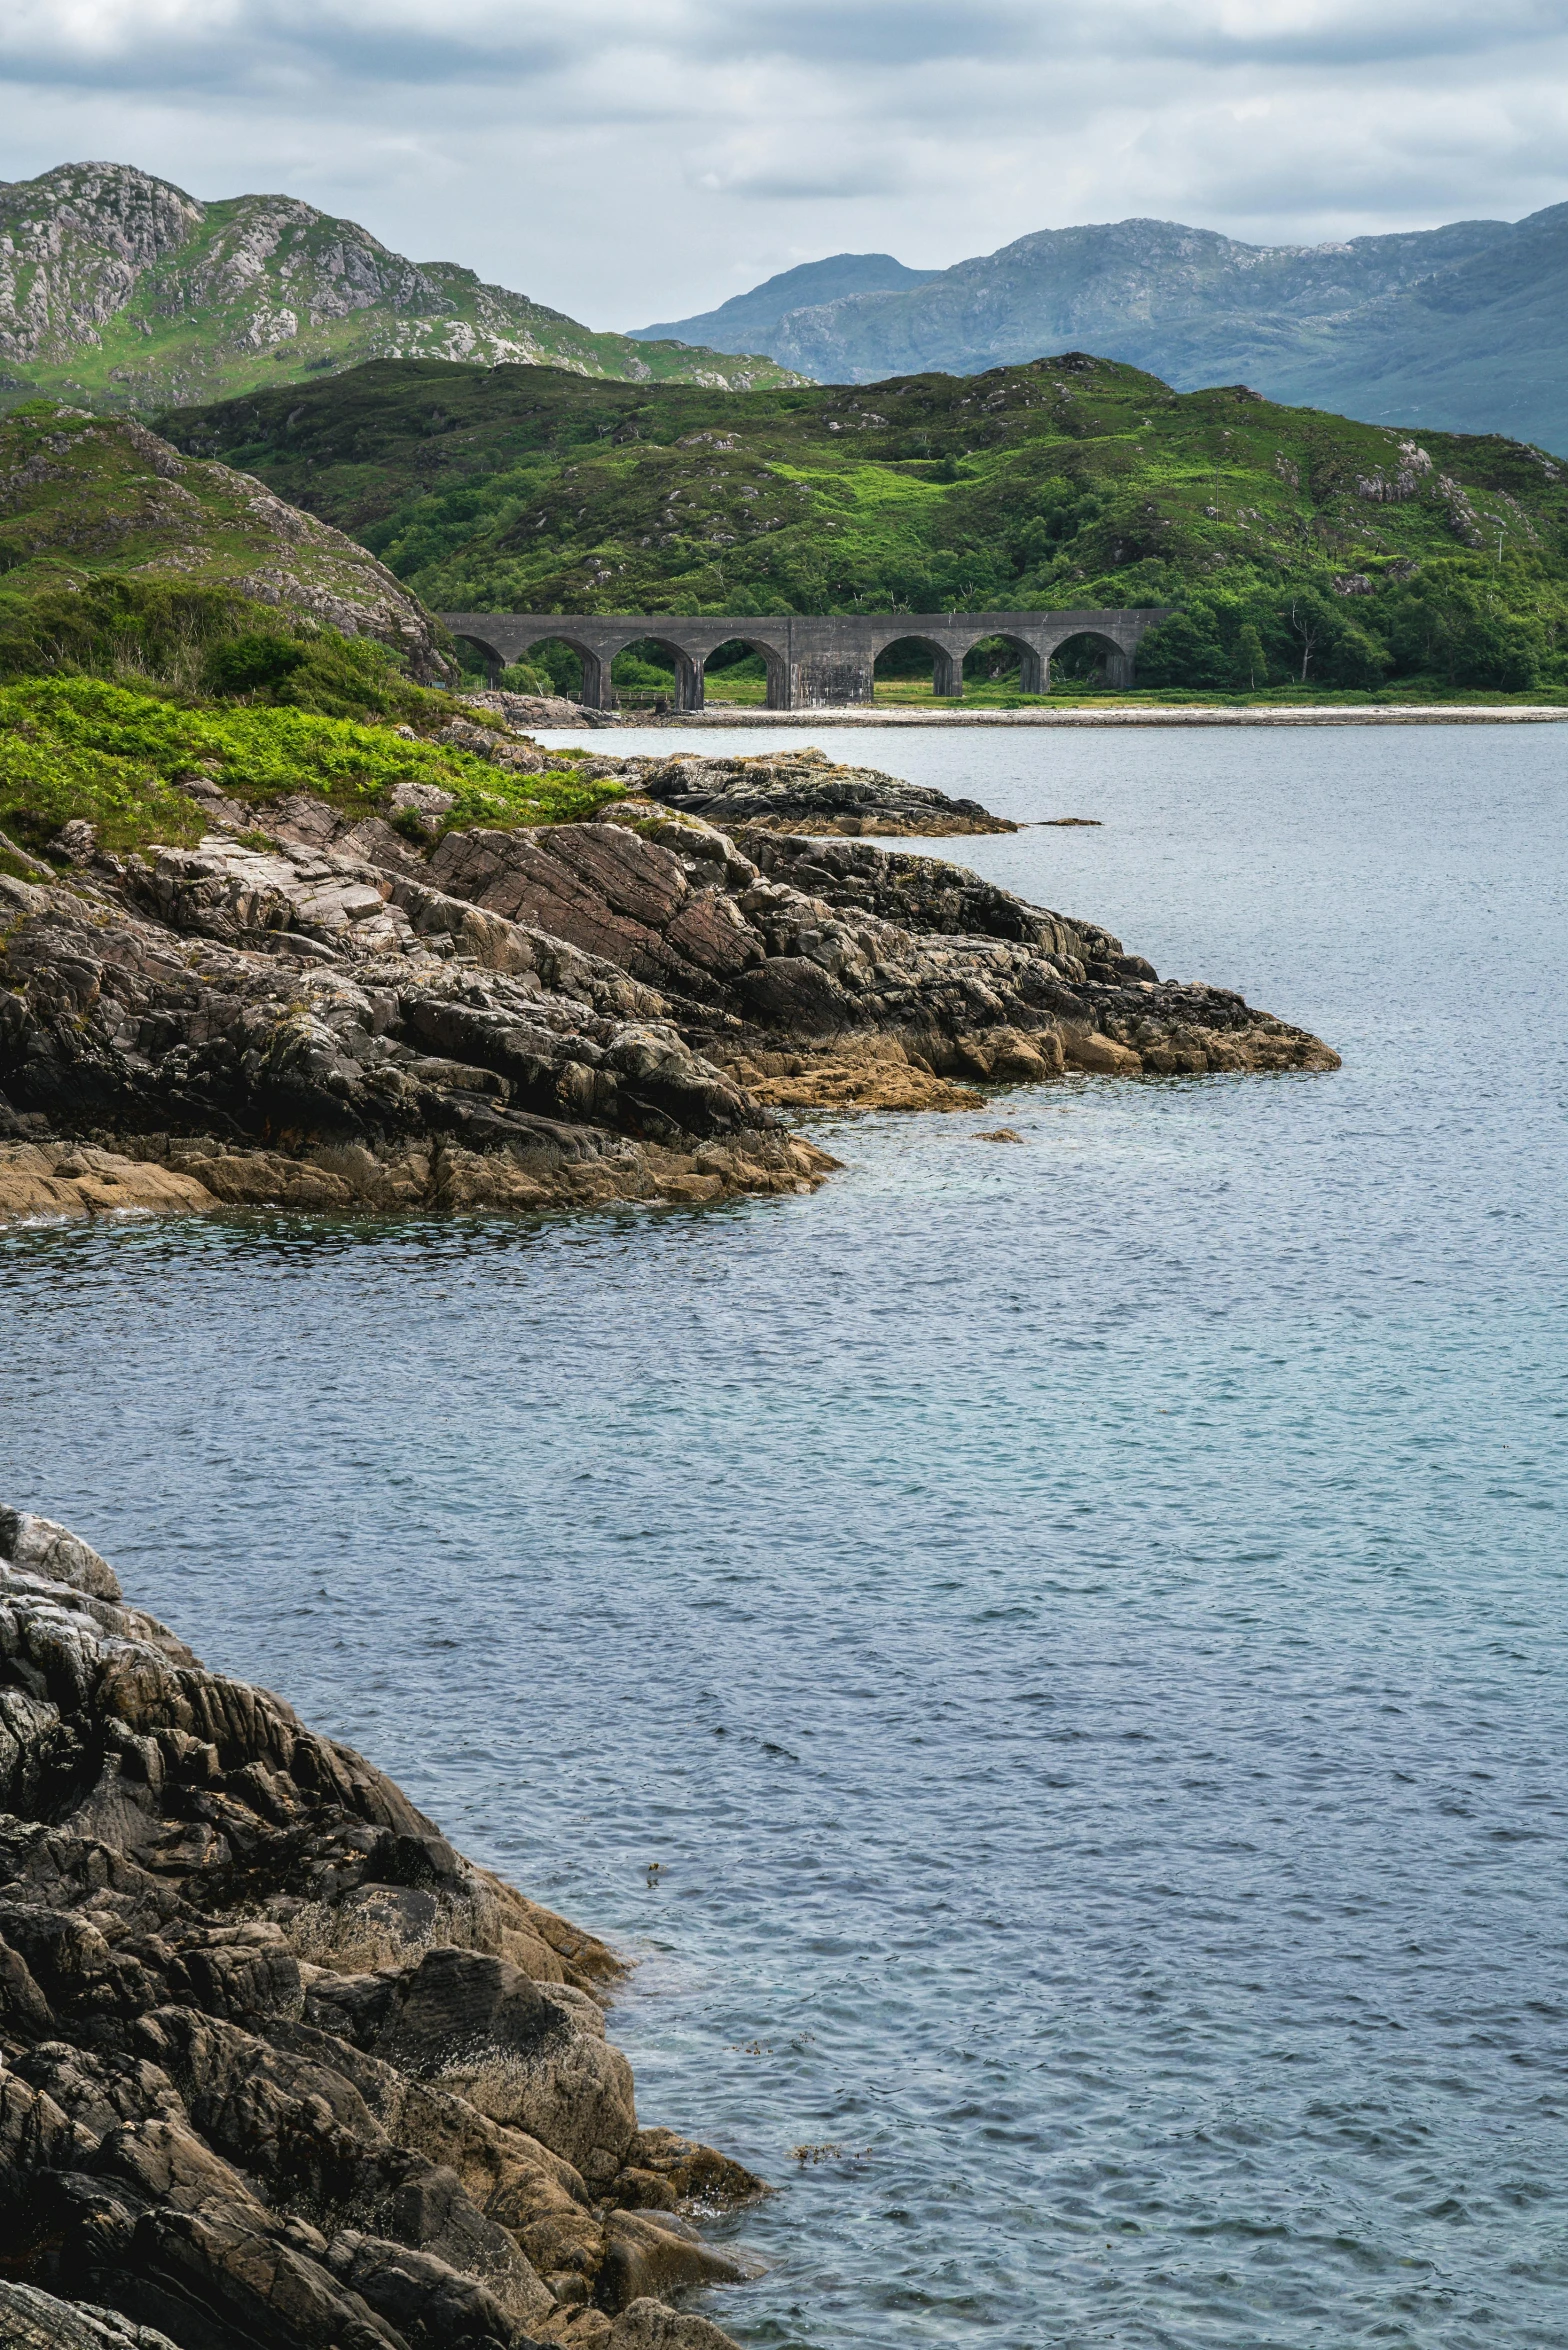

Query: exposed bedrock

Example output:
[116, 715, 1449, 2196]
[0, 764, 1335, 1220]
[620, 747, 1017, 837]
[0, 798, 836, 1219]
[0, 1508, 763, 2350]
[425, 803, 1339, 1104]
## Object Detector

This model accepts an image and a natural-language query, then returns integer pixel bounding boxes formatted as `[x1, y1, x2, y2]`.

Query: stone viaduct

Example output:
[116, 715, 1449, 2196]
[438, 608, 1173, 710]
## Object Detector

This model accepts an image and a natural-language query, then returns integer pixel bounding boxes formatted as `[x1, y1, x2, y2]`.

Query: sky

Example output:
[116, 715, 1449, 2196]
[4, 0, 1568, 328]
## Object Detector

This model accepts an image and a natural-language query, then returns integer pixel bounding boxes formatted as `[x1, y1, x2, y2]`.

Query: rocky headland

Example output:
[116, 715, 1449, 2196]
[458, 717, 1021, 834]
[0, 1505, 764, 2350]
[0, 722, 1338, 1222]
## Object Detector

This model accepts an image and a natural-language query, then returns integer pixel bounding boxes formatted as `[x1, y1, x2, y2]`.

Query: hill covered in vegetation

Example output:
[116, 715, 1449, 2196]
[161, 353, 1568, 693]
[0, 162, 802, 417]
[0, 396, 458, 691]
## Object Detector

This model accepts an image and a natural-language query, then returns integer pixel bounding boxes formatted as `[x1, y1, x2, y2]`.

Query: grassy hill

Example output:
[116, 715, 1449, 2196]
[0, 398, 458, 690]
[159, 353, 1568, 695]
[0, 163, 802, 417]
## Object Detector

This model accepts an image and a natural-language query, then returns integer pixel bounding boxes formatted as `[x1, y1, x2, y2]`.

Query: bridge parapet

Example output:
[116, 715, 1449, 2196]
[438, 609, 1174, 710]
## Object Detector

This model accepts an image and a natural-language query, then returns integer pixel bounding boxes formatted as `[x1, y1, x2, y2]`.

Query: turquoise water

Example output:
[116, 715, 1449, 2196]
[5, 725, 1568, 2349]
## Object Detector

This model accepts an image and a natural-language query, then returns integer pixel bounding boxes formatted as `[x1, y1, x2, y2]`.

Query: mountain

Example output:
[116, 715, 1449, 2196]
[631, 252, 941, 352]
[158, 352, 1568, 692]
[0, 162, 804, 417]
[1261, 202, 1568, 450]
[646, 211, 1568, 455]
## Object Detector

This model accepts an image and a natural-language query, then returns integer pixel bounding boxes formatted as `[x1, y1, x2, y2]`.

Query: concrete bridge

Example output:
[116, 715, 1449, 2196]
[438, 608, 1173, 710]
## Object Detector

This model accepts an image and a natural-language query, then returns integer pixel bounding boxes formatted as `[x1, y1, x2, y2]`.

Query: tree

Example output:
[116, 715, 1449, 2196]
[1133, 605, 1228, 687]
[1286, 597, 1324, 683]
[1236, 622, 1267, 689]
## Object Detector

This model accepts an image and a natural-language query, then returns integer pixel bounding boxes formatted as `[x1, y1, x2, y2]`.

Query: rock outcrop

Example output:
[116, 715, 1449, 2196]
[0, 162, 804, 415]
[0, 1509, 763, 2350]
[451, 728, 1016, 835]
[0, 747, 1335, 1220]
[0, 792, 836, 1218]
[621, 748, 1017, 837]
[424, 804, 1337, 1094]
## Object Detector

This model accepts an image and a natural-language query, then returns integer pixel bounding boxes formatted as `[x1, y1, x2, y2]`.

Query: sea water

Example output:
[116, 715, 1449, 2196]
[4, 724, 1567, 2350]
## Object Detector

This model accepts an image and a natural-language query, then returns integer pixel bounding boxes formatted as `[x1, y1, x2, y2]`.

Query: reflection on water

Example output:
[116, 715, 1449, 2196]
[5, 726, 1567, 2350]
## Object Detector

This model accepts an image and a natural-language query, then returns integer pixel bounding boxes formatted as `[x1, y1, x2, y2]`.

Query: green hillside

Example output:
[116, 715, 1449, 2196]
[0, 398, 464, 687]
[160, 353, 1568, 694]
[0, 163, 802, 418]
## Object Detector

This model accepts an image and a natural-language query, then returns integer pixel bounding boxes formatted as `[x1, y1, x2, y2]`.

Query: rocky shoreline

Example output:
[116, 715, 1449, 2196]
[0, 1506, 762, 2350]
[457, 719, 1020, 835]
[0, 735, 1337, 1227]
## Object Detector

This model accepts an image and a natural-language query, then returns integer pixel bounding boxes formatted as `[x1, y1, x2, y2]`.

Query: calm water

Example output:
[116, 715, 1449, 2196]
[5, 725, 1568, 2350]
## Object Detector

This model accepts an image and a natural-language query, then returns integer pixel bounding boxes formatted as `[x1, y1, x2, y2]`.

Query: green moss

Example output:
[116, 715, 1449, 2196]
[0, 675, 624, 860]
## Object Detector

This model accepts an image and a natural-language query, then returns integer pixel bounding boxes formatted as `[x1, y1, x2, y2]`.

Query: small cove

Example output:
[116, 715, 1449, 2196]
[4, 723, 1567, 2350]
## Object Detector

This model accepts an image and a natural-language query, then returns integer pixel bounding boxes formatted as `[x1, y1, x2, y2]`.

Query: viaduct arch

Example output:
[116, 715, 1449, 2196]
[438, 609, 1173, 710]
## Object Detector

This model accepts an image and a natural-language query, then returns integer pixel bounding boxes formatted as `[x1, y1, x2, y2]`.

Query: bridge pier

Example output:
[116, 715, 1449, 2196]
[1017, 645, 1048, 695]
[793, 654, 876, 707]
[576, 649, 613, 709]
[932, 649, 964, 700]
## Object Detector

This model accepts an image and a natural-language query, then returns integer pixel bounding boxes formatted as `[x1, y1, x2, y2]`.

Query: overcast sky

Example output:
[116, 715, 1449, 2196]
[4, 0, 1568, 328]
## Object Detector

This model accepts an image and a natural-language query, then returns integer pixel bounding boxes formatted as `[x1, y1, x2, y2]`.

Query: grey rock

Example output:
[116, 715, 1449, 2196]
[631, 746, 1016, 836]
[0, 753, 1335, 1213]
[0, 2280, 183, 2350]
[0, 1514, 760, 2350]
[0, 1510, 121, 1598]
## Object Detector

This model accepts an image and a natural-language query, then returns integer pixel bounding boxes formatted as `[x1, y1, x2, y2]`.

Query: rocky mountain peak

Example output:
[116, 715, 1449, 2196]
[0, 161, 804, 413]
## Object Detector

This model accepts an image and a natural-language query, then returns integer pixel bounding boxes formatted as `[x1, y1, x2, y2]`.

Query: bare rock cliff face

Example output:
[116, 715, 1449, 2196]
[0, 1509, 762, 2350]
[0, 164, 203, 364]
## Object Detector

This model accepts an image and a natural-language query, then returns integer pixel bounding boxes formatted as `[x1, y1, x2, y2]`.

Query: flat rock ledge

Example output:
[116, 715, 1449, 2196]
[0, 1131, 832, 1227]
[0, 1507, 763, 2350]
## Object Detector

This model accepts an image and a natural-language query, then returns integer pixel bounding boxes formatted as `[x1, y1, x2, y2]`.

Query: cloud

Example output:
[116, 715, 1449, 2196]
[1, 0, 1566, 326]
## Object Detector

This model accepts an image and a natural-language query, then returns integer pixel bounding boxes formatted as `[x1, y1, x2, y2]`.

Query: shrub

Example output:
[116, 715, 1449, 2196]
[204, 632, 309, 694]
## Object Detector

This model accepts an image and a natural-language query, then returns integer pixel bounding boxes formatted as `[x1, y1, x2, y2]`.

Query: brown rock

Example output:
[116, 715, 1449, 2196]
[607, 2298, 744, 2350]
[596, 2211, 749, 2313]
[0, 1143, 215, 1222]
[1062, 1030, 1143, 1076]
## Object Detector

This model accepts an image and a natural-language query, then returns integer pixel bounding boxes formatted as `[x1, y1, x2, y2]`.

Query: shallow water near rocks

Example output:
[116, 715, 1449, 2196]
[5, 725, 1568, 2350]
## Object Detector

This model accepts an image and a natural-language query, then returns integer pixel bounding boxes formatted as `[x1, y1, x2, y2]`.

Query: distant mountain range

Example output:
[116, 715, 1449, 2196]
[0, 162, 804, 416]
[633, 252, 942, 354]
[633, 211, 1568, 455]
